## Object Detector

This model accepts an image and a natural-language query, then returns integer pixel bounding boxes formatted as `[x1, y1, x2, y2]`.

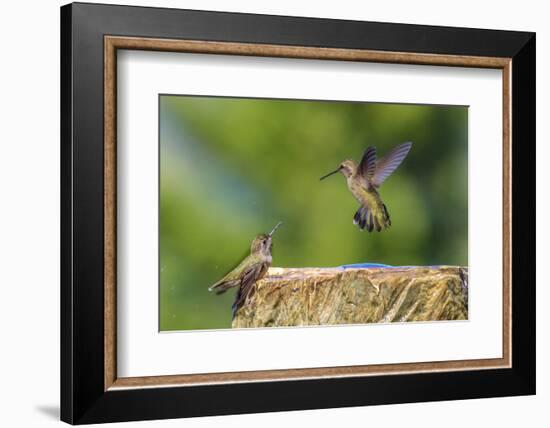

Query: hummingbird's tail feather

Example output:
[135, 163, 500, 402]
[382, 203, 392, 228]
[208, 279, 239, 294]
[231, 280, 256, 318]
[208, 282, 227, 294]
[231, 293, 243, 318]
[353, 206, 367, 229]
[353, 205, 391, 232]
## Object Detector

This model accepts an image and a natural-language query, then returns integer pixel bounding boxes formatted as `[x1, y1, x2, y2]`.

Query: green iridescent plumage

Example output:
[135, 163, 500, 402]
[320, 142, 412, 232]
[209, 222, 282, 315]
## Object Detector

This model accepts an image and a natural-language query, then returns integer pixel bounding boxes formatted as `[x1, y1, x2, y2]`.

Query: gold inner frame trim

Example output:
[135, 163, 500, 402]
[104, 35, 512, 391]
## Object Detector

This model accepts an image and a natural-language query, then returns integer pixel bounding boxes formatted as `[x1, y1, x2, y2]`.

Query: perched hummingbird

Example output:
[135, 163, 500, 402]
[208, 222, 282, 315]
[320, 142, 412, 232]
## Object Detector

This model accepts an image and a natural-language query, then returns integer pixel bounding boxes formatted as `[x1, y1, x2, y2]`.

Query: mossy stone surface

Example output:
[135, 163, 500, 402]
[232, 266, 468, 328]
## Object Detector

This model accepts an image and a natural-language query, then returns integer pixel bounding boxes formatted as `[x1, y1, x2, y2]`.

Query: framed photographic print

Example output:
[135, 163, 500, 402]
[60, 2, 535, 424]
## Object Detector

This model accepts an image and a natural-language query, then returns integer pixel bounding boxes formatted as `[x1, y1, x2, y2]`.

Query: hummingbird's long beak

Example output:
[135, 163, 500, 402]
[269, 221, 283, 237]
[320, 168, 340, 181]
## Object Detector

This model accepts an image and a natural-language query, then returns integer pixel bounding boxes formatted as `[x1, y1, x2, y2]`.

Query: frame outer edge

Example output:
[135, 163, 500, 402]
[510, 33, 536, 392]
[60, 3, 75, 424]
[63, 3, 535, 423]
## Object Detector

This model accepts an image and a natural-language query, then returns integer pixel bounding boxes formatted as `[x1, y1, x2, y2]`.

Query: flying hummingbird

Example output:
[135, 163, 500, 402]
[320, 142, 412, 232]
[208, 222, 282, 315]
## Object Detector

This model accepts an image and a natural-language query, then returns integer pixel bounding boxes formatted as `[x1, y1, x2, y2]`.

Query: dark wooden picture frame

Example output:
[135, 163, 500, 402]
[61, 2, 535, 424]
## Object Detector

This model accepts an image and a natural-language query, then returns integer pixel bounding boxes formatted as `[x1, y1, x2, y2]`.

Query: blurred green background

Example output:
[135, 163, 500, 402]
[160, 95, 468, 331]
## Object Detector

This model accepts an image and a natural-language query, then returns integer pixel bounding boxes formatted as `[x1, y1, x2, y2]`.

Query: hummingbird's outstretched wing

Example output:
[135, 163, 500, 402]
[372, 142, 412, 187]
[232, 261, 268, 316]
[358, 146, 377, 179]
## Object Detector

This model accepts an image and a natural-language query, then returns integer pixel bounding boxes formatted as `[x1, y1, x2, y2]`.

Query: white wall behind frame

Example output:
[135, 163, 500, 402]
[1, 1, 546, 428]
